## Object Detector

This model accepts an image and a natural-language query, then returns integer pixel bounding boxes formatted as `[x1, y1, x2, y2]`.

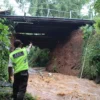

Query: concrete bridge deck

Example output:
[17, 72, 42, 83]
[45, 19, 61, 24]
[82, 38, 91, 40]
[0, 16, 94, 33]
[0, 16, 94, 49]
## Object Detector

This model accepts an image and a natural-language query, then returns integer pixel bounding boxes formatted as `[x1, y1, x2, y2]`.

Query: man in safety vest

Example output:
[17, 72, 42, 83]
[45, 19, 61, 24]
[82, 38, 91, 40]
[8, 39, 32, 100]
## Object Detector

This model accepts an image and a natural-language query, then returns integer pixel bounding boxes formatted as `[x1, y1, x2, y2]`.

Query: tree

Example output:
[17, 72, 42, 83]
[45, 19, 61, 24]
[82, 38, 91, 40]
[94, 0, 100, 15]
[4, 0, 15, 15]
[28, 0, 90, 18]
[13, 0, 90, 18]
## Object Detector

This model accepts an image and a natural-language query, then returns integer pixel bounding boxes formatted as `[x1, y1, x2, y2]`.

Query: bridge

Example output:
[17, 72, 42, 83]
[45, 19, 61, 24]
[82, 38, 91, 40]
[0, 15, 94, 49]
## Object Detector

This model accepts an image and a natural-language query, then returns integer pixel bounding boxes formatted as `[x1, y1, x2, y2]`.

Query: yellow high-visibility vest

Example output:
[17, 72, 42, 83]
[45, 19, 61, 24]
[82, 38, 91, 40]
[10, 48, 28, 74]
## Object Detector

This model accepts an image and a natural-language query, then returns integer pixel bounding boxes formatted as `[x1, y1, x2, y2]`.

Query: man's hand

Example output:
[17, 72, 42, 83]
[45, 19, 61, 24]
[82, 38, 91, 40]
[29, 42, 32, 48]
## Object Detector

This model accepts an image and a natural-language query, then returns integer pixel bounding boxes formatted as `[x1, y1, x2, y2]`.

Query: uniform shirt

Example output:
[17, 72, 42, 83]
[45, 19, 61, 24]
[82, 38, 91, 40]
[8, 47, 30, 68]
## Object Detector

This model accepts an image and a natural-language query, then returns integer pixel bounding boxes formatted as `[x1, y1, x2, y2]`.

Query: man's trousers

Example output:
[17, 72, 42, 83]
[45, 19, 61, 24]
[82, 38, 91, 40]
[13, 70, 29, 100]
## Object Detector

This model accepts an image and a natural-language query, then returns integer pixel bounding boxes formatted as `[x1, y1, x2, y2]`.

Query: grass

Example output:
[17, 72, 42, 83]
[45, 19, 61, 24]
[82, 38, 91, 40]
[0, 87, 38, 100]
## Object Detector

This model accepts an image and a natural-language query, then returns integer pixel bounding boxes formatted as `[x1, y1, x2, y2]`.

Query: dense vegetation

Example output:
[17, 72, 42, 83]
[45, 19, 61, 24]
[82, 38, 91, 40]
[94, 0, 100, 15]
[80, 18, 100, 80]
[28, 46, 50, 67]
[27, 0, 89, 17]
[0, 19, 11, 80]
[2, 0, 100, 100]
[79, 0, 100, 80]
[0, 89, 37, 100]
[5, 0, 90, 18]
[0, 19, 37, 100]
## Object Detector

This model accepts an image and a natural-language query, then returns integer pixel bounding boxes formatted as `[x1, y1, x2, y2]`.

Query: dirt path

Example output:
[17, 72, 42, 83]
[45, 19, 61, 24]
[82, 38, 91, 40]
[27, 68, 100, 100]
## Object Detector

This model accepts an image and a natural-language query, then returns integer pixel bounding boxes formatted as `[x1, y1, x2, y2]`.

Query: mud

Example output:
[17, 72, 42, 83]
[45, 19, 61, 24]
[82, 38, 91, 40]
[27, 68, 100, 100]
[47, 30, 83, 76]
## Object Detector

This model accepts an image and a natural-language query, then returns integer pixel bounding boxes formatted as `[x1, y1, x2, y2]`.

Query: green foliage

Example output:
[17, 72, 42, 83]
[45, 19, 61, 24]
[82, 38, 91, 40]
[11, 0, 89, 18]
[25, 93, 38, 100]
[29, 0, 89, 17]
[80, 24, 93, 41]
[94, 0, 100, 15]
[28, 46, 50, 67]
[80, 24, 94, 50]
[0, 18, 11, 80]
[0, 91, 37, 100]
[80, 23, 100, 79]
[94, 17, 100, 34]
[0, 92, 12, 100]
[81, 34, 98, 79]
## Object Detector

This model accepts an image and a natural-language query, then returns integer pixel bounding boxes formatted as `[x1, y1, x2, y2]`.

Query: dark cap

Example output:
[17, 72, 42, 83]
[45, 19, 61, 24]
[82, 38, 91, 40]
[14, 40, 23, 48]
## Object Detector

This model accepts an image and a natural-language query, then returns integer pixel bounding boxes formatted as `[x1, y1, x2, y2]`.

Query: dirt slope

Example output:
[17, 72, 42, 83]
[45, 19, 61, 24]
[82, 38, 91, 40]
[47, 30, 83, 76]
[27, 68, 100, 100]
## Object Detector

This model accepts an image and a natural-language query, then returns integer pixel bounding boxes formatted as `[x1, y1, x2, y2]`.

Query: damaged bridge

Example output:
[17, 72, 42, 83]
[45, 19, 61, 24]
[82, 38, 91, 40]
[0, 16, 94, 49]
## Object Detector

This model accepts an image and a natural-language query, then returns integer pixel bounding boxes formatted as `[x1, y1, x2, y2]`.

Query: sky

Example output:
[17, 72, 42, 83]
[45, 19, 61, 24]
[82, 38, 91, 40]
[0, 0, 91, 16]
[8, 0, 30, 15]
[0, 0, 30, 15]
[81, 6, 89, 15]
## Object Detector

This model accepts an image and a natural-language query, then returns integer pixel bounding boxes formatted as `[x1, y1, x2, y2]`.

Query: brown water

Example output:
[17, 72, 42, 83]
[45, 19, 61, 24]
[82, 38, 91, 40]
[27, 68, 100, 100]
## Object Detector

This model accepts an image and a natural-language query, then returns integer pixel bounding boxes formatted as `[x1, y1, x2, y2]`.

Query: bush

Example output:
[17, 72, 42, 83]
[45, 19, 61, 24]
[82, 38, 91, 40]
[28, 46, 50, 67]
[94, 17, 100, 34]
[0, 92, 12, 100]
[0, 91, 37, 100]
[0, 18, 11, 80]
[25, 93, 38, 100]
[80, 22, 100, 79]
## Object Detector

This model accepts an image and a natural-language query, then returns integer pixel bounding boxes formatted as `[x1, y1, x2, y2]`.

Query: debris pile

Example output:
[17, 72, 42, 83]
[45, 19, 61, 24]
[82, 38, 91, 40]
[47, 30, 83, 76]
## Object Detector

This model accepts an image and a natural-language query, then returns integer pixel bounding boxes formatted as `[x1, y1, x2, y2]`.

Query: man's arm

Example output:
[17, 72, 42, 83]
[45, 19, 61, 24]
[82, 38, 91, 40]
[8, 67, 13, 82]
[8, 58, 13, 83]
[27, 42, 32, 53]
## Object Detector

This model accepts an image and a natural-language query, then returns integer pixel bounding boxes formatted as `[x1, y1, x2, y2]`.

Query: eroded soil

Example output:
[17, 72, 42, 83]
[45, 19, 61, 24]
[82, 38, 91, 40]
[27, 68, 100, 100]
[47, 30, 83, 76]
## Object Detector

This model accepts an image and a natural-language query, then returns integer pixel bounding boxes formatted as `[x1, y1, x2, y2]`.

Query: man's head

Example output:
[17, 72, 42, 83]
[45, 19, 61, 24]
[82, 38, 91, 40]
[14, 40, 23, 48]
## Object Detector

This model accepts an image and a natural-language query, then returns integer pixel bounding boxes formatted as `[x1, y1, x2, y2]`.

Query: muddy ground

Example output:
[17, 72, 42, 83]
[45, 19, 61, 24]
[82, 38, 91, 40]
[47, 30, 83, 76]
[27, 68, 100, 100]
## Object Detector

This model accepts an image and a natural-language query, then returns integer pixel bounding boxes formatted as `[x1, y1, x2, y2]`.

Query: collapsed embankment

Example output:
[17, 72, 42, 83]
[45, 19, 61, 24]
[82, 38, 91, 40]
[10, 29, 83, 76]
[47, 30, 83, 76]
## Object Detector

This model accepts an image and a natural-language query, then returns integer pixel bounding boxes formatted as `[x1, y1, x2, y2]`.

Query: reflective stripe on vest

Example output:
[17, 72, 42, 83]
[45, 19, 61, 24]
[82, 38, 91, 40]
[10, 48, 28, 74]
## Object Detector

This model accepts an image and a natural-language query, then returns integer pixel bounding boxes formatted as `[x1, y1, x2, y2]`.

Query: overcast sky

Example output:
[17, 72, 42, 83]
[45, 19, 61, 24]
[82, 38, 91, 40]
[0, 0, 91, 16]
[0, 0, 30, 15]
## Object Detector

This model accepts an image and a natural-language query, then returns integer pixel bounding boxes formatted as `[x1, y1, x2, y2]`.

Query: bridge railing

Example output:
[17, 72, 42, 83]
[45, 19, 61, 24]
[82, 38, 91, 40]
[0, 5, 94, 20]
